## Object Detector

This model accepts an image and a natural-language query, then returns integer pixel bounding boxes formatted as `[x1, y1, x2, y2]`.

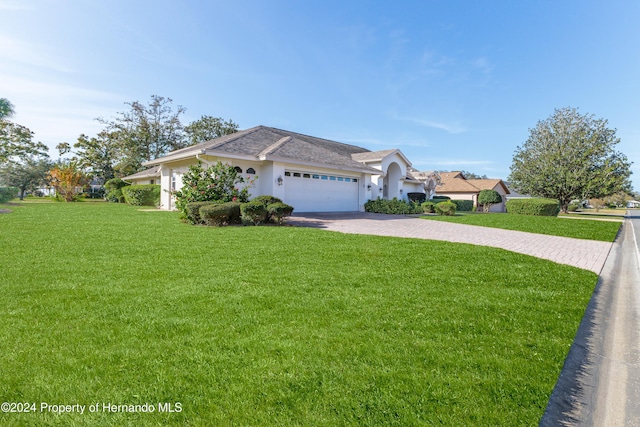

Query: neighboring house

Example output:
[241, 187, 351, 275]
[122, 166, 161, 186]
[436, 171, 510, 212]
[628, 200, 640, 208]
[143, 125, 438, 212]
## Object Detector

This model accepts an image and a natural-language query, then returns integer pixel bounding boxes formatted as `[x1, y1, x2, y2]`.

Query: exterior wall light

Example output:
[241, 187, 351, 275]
[277, 176, 283, 186]
[367, 184, 372, 190]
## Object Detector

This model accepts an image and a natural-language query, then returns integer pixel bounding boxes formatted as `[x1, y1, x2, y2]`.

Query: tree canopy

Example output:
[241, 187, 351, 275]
[67, 95, 239, 181]
[509, 107, 632, 212]
[477, 189, 502, 213]
[0, 98, 15, 120]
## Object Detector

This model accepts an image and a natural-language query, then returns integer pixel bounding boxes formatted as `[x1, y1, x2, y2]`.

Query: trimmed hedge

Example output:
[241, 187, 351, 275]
[267, 202, 294, 224]
[200, 203, 232, 226]
[104, 178, 129, 203]
[364, 198, 423, 214]
[407, 192, 427, 204]
[185, 201, 219, 224]
[421, 201, 436, 213]
[505, 198, 560, 216]
[452, 200, 474, 212]
[241, 201, 268, 225]
[435, 200, 457, 216]
[122, 184, 160, 206]
[251, 195, 283, 222]
[0, 187, 19, 203]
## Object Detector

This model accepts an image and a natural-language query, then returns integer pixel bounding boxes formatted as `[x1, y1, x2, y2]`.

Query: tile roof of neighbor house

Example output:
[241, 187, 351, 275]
[437, 171, 510, 194]
[121, 166, 161, 181]
[144, 126, 383, 174]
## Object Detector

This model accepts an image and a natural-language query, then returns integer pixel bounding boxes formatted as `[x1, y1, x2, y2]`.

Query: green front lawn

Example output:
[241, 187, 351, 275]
[0, 202, 596, 426]
[422, 212, 621, 241]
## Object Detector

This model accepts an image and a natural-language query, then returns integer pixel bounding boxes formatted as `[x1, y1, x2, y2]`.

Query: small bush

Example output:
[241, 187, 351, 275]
[421, 201, 436, 213]
[185, 201, 219, 224]
[0, 187, 19, 203]
[506, 198, 560, 216]
[122, 184, 161, 206]
[431, 195, 451, 202]
[567, 204, 579, 212]
[251, 195, 284, 222]
[241, 201, 268, 225]
[200, 203, 233, 226]
[435, 200, 457, 216]
[252, 195, 283, 206]
[104, 178, 129, 203]
[407, 192, 427, 204]
[224, 202, 242, 224]
[267, 202, 294, 224]
[452, 200, 474, 212]
[364, 198, 423, 214]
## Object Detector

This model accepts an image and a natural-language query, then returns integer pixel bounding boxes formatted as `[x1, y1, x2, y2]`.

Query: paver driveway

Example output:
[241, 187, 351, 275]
[289, 212, 613, 274]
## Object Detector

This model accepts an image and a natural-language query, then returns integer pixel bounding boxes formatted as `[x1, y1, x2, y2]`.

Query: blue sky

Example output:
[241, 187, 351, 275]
[1, 0, 639, 190]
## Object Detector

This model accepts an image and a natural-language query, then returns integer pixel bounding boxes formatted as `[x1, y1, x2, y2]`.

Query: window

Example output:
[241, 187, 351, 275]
[246, 167, 256, 174]
[150, 179, 155, 185]
[171, 172, 177, 190]
[234, 166, 243, 173]
[293, 172, 301, 177]
[337, 177, 344, 182]
[312, 174, 319, 179]
[284, 171, 291, 176]
[303, 173, 311, 178]
[329, 176, 336, 181]
[321, 175, 328, 180]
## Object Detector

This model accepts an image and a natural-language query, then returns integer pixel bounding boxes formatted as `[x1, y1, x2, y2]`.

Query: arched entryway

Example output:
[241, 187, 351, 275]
[383, 162, 402, 199]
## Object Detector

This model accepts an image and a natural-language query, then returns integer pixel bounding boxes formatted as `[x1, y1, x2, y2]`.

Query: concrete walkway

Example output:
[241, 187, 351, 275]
[289, 212, 613, 274]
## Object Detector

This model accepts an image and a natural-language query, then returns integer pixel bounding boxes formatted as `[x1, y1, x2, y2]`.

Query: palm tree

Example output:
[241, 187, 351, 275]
[0, 98, 15, 120]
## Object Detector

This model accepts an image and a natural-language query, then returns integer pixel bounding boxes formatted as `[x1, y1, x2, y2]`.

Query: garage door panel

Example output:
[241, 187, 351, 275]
[284, 174, 358, 212]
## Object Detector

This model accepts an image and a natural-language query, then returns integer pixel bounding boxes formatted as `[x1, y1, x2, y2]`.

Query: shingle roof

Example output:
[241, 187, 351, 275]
[122, 166, 161, 181]
[437, 171, 510, 194]
[144, 126, 381, 173]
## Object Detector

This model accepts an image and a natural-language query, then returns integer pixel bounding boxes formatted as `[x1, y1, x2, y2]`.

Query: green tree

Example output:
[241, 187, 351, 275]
[460, 170, 488, 179]
[173, 161, 255, 218]
[509, 107, 632, 213]
[0, 156, 52, 199]
[477, 189, 502, 213]
[184, 115, 239, 145]
[0, 121, 49, 164]
[73, 131, 119, 181]
[0, 98, 15, 120]
[98, 95, 187, 173]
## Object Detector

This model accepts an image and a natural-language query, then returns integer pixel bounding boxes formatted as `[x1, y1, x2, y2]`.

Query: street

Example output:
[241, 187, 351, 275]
[542, 210, 640, 426]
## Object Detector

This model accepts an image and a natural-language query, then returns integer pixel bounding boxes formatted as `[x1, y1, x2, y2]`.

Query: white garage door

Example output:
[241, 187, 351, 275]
[284, 171, 359, 212]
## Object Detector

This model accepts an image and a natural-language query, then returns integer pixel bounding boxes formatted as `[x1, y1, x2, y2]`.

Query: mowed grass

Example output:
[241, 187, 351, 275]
[0, 202, 597, 426]
[422, 212, 621, 241]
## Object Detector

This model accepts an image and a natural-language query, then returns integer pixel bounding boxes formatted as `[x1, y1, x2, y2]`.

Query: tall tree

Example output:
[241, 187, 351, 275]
[0, 121, 49, 165]
[99, 95, 187, 173]
[0, 156, 52, 200]
[73, 131, 119, 181]
[0, 98, 15, 120]
[509, 107, 632, 212]
[184, 115, 239, 145]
